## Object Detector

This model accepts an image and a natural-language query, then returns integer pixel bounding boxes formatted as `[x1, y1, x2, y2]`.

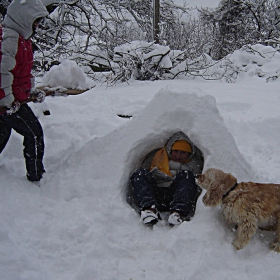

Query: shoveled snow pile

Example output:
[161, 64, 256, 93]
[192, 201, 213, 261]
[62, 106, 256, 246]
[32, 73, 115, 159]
[42, 59, 95, 89]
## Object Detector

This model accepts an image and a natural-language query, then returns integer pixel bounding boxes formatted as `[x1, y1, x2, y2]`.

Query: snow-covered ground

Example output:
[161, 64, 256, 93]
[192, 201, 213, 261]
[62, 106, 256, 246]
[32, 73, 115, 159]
[1, 45, 280, 279]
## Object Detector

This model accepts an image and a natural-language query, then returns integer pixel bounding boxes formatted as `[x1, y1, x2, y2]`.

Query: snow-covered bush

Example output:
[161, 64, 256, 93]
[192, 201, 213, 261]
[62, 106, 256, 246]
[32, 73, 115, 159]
[211, 44, 280, 83]
[109, 41, 172, 83]
[105, 40, 231, 84]
[104, 42, 280, 84]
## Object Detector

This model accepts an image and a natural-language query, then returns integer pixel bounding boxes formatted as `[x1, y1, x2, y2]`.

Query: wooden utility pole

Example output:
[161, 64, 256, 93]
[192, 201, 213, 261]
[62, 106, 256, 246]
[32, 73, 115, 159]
[153, 0, 160, 43]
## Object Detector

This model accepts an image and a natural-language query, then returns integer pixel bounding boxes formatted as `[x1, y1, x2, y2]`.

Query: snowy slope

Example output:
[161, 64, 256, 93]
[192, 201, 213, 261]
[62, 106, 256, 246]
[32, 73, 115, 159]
[1, 46, 280, 279]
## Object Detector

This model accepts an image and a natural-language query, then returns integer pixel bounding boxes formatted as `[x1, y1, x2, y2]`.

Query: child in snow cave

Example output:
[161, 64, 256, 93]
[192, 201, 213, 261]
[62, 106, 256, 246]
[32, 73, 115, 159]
[130, 131, 204, 226]
[0, 0, 48, 182]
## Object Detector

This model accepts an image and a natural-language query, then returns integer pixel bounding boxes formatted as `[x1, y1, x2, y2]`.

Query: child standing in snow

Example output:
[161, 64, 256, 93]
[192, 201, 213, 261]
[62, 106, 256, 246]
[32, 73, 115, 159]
[130, 131, 204, 226]
[0, 0, 48, 182]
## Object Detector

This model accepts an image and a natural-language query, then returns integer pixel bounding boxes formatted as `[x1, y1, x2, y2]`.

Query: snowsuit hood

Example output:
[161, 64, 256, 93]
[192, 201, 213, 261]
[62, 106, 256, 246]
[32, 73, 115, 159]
[3, 0, 48, 39]
[165, 131, 195, 160]
[149, 131, 195, 179]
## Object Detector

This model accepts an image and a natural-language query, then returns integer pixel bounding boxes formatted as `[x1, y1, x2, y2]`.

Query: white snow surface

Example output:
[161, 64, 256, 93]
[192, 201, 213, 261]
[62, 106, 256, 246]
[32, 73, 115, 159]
[1, 44, 280, 279]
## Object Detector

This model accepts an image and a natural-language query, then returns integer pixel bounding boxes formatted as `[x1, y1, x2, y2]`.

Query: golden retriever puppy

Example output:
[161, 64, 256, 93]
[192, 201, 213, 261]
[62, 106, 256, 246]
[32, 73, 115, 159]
[197, 168, 280, 252]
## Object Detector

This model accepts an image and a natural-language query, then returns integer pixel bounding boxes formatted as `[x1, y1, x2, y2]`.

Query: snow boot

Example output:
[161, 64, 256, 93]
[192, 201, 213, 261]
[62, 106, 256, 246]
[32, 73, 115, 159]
[141, 205, 160, 226]
[168, 211, 183, 226]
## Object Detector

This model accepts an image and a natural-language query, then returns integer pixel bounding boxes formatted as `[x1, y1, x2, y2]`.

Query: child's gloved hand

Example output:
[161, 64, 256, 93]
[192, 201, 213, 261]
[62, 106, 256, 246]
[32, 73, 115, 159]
[6, 101, 20, 115]
[31, 89, 46, 103]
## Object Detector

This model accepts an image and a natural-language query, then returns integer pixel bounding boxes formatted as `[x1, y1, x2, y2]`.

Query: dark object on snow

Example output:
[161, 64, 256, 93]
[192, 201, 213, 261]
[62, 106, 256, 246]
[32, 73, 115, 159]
[43, 110, 51, 115]
[117, 114, 132, 119]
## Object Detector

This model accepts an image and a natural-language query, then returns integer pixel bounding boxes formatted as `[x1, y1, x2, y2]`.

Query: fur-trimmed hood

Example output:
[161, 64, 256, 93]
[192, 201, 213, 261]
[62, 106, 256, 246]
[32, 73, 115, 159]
[3, 0, 48, 39]
[165, 131, 195, 160]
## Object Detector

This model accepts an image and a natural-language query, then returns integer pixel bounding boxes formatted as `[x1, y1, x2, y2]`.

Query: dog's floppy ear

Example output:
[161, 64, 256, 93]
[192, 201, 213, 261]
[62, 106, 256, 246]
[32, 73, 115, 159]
[203, 171, 237, 207]
[203, 184, 225, 206]
[196, 174, 209, 189]
[223, 173, 237, 190]
[202, 170, 228, 206]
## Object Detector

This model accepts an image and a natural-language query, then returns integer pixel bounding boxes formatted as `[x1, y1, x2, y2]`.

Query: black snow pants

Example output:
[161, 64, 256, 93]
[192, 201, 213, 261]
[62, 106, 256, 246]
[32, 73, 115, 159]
[0, 104, 45, 181]
[130, 168, 200, 218]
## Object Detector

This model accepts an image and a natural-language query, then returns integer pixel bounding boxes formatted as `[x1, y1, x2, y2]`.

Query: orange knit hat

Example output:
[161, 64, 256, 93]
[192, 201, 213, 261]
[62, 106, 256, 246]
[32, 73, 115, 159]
[171, 140, 192, 153]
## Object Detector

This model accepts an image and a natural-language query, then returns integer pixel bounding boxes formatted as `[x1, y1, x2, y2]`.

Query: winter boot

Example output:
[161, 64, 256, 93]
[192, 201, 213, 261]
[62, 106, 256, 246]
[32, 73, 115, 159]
[168, 211, 183, 226]
[140, 205, 159, 225]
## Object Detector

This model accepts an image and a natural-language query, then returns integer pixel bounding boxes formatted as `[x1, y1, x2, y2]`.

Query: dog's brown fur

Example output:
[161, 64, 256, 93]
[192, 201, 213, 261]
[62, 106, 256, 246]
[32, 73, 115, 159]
[197, 168, 280, 252]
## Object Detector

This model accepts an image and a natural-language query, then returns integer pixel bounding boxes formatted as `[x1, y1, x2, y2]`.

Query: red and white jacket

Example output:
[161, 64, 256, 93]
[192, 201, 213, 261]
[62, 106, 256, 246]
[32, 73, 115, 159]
[0, 27, 33, 106]
[0, 0, 48, 108]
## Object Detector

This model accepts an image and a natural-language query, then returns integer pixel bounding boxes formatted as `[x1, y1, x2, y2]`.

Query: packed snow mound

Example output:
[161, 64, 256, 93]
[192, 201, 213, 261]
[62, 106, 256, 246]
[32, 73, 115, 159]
[42, 59, 95, 89]
[47, 86, 255, 201]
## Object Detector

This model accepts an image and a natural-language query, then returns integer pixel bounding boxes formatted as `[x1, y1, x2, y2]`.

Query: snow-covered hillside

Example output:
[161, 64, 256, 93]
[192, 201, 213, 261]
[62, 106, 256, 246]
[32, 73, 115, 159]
[1, 44, 280, 279]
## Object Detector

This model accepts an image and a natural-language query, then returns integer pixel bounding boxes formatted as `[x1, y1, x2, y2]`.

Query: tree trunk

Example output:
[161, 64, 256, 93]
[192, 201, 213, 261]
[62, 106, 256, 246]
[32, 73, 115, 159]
[153, 0, 160, 43]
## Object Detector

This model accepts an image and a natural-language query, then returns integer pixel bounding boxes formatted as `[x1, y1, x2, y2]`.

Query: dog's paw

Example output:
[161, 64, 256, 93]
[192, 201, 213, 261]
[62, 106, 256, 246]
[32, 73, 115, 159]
[232, 239, 246, 250]
[270, 241, 280, 253]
